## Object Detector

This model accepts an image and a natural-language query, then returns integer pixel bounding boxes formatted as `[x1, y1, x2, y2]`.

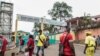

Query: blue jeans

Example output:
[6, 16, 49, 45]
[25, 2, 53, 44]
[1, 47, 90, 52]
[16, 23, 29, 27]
[36, 46, 44, 56]
[19, 45, 24, 52]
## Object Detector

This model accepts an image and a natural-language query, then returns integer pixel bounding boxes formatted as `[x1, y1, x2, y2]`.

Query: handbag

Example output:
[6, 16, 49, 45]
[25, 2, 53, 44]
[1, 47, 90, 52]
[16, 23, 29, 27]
[28, 43, 34, 50]
[0, 51, 3, 56]
[28, 46, 33, 50]
[59, 34, 68, 56]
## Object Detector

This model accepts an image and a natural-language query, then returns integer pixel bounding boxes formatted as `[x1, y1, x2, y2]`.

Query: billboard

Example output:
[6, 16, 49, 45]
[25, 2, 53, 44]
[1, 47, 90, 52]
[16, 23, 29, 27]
[17, 14, 67, 26]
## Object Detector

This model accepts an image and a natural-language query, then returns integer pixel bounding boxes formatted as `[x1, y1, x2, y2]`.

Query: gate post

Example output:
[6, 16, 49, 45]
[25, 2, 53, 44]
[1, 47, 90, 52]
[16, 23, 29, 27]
[15, 17, 18, 44]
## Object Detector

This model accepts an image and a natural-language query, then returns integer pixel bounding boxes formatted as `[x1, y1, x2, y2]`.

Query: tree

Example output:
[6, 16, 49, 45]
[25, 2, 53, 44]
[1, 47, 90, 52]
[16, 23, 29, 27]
[48, 2, 72, 21]
[78, 14, 92, 29]
[34, 23, 54, 33]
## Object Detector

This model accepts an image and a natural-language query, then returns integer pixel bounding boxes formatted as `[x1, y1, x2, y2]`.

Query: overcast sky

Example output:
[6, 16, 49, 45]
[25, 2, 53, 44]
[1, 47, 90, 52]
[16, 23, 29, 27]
[1, 0, 100, 32]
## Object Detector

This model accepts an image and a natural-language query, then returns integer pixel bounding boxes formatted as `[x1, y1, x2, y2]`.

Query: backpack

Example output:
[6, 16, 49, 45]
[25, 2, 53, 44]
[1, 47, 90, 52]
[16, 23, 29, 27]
[21, 40, 25, 45]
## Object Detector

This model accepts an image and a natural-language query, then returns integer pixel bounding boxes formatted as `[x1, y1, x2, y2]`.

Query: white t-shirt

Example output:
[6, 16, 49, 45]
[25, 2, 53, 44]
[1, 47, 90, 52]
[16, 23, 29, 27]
[35, 35, 39, 41]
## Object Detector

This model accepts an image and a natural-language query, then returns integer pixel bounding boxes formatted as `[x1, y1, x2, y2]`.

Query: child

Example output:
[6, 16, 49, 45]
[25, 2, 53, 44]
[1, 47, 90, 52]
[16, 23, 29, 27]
[24, 48, 29, 56]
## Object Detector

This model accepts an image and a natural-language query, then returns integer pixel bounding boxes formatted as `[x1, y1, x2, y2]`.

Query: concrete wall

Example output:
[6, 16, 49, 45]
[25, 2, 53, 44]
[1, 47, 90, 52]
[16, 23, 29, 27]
[76, 28, 100, 40]
[56, 30, 75, 41]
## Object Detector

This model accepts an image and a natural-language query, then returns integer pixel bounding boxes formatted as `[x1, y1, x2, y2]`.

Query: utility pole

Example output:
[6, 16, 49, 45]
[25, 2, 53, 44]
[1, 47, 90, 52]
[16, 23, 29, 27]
[41, 17, 44, 33]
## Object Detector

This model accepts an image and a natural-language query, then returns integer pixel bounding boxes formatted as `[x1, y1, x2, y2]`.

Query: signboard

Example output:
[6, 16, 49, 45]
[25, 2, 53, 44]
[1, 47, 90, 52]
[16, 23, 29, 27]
[17, 14, 40, 23]
[17, 14, 67, 26]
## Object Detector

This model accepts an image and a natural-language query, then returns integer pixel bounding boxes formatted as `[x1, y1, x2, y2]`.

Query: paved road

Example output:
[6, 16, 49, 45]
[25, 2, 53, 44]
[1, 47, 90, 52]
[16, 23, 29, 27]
[5, 44, 100, 56]
[75, 44, 100, 56]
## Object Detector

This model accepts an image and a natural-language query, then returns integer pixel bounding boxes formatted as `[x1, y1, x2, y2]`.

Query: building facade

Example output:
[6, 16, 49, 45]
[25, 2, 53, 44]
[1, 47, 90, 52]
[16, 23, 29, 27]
[0, 1, 13, 39]
[66, 15, 100, 40]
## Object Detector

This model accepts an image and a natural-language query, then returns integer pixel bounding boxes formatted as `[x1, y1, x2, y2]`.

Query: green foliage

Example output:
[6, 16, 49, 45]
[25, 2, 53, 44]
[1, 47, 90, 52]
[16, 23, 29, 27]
[83, 15, 92, 25]
[34, 1, 72, 33]
[34, 23, 54, 33]
[34, 23, 41, 30]
[48, 2, 72, 21]
[78, 14, 92, 26]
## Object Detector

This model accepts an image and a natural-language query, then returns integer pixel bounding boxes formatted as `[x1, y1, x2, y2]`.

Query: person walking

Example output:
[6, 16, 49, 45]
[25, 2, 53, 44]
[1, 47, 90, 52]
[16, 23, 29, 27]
[59, 26, 75, 56]
[93, 36, 97, 49]
[19, 36, 24, 53]
[27, 35, 34, 56]
[99, 36, 100, 46]
[84, 32, 96, 56]
[97, 35, 100, 46]
[0, 35, 8, 56]
[36, 30, 46, 56]
[46, 36, 50, 46]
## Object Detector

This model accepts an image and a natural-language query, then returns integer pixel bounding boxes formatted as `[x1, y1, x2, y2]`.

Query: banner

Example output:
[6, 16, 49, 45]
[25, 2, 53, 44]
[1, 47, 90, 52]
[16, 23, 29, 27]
[17, 14, 67, 26]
